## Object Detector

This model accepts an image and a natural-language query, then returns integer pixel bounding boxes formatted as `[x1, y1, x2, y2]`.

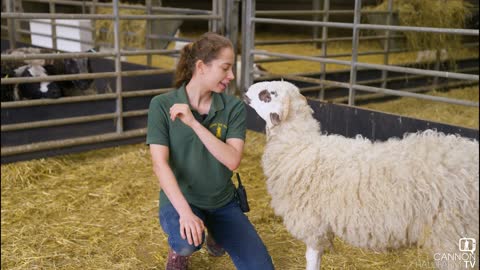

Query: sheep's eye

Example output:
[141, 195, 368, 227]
[270, 91, 278, 97]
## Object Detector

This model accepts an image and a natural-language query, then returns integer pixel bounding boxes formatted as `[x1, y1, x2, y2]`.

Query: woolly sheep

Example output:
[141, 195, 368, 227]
[244, 80, 479, 270]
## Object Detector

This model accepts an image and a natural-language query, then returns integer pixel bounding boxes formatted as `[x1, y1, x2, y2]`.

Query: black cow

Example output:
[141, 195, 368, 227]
[14, 65, 62, 100]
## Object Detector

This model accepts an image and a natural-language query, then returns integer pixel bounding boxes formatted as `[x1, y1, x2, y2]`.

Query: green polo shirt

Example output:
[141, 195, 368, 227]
[146, 84, 247, 210]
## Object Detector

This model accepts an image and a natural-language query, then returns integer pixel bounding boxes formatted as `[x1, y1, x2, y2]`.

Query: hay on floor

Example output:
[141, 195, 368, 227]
[2, 130, 439, 269]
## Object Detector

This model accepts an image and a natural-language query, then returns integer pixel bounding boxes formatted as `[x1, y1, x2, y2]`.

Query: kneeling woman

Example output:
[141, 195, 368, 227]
[146, 32, 274, 270]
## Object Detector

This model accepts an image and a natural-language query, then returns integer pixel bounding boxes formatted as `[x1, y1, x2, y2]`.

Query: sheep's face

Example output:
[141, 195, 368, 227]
[244, 80, 298, 128]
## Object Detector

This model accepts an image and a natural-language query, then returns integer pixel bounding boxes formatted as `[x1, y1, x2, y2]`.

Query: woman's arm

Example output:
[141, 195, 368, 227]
[150, 144, 204, 246]
[169, 104, 244, 171]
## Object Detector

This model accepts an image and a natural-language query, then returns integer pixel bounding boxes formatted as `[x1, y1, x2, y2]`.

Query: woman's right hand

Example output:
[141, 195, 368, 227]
[179, 211, 205, 247]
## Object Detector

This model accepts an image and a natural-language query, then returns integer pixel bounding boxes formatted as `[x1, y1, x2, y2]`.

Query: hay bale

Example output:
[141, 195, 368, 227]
[95, 5, 146, 49]
[364, 0, 472, 60]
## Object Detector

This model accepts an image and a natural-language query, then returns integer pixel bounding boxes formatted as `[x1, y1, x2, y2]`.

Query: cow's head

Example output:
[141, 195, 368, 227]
[63, 58, 93, 90]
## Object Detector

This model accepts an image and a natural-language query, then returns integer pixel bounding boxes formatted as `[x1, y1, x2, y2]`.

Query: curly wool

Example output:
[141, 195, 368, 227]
[261, 89, 479, 268]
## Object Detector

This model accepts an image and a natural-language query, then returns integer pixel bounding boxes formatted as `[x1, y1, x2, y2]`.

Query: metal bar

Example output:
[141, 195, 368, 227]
[210, 0, 218, 32]
[1, 128, 147, 157]
[251, 17, 479, 36]
[91, 0, 98, 49]
[1, 87, 173, 108]
[113, 0, 123, 133]
[6, 0, 16, 49]
[312, 0, 321, 47]
[28, 19, 94, 31]
[252, 50, 352, 66]
[319, 0, 329, 100]
[1, 49, 179, 61]
[241, 0, 255, 92]
[331, 80, 478, 104]
[21, 0, 211, 14]
[1, 113, 117, 132]
[17, 29, 96, 46]
[1, 13, 221, 21]
[252, 50, 480, 81]
[381, 0, 393, 89]
[1, 108, 151, 132]
[254, 34, 405, 46]
[50, 1, 57, 50]
[259, 71, 479, 107]
[255, 9, 394, 16]
[1, 69, 175, 85]
[145, 0, 153, 66]
[348, 0, 361, 106]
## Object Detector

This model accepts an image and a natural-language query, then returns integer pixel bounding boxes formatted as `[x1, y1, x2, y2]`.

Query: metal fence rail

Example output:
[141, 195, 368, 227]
[241, 0, 479, 107]
[1, 0, 233, 160]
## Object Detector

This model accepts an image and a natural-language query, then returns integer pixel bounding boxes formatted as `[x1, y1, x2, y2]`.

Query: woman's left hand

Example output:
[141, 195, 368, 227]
[170, 104, 197, 127]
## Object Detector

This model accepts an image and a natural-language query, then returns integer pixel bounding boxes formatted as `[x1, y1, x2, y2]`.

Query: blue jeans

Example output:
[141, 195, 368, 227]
[159, 198, 275, 270]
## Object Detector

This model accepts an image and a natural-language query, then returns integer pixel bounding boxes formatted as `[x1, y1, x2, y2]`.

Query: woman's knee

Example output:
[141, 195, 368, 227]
[170, 242, 200, 256]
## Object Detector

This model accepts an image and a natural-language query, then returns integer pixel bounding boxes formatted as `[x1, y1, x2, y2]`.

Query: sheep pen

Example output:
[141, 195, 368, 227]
[2, 2, 479, 268]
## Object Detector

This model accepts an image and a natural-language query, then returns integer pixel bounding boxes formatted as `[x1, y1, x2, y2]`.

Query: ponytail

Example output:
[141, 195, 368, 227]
[174, 43, 194, 88]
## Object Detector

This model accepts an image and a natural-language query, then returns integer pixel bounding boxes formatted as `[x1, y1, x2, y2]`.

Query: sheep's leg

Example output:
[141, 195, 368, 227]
[306, 246, 322, 270]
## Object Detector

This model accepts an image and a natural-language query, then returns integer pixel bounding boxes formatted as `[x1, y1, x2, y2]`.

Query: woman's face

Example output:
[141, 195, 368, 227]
[201, 47, 235, 93]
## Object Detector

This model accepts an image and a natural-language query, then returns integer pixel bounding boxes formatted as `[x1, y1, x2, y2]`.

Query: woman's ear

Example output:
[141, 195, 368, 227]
[195, 60, 205, 75]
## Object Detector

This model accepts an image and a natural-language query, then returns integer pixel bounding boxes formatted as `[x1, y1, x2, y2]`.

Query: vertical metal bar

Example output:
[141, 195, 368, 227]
[318, 0, 329, 100]
[218, 0, 225, 35]
[113, 0, 123, 133]
[6, 0, 16, 49]
[91, 0, 98, 49]
[381, 0, 393, 89]
[312, 0, 320, 48]
[145, 0, 153, 66]
[225, 0, 240, 95]
[348, 0, 362, 106]
[210, 0, 218, 32]
[433, 49, 441, 89]
[241, 0, 255, 93]
[50, 1, 57, 50]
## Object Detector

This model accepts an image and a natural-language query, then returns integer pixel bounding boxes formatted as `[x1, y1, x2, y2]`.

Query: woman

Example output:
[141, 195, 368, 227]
[146, 32, 274, 270]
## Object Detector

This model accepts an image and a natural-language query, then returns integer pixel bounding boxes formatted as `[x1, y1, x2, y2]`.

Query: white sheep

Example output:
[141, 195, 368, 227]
[244, 80, 479, 270]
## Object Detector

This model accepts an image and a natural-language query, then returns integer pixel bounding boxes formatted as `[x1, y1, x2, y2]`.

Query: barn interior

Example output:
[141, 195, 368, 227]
[1, 0, 479, 269]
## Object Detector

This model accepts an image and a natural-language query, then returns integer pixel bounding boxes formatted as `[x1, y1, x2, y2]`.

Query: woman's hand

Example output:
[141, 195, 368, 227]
[179, 211, 205, 247]
[170, 104, 197, 128]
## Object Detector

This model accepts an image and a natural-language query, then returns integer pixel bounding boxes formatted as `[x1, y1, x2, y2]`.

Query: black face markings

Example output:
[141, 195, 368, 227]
[259, 89, 272, 103]
[270, 90, 278, 98]
[244, 94, 251, 105]
[270, 112, 281, 126]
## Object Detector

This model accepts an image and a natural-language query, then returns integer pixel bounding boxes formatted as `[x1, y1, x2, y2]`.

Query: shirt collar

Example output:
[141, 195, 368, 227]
[176, 83, 225, 120]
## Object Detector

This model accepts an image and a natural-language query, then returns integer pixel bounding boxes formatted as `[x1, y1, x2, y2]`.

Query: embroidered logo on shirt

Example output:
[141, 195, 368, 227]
[209, 123, 228, 139]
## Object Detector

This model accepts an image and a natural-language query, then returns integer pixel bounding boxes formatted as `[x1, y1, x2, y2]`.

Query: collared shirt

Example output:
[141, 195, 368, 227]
[146, 84, 247, 209]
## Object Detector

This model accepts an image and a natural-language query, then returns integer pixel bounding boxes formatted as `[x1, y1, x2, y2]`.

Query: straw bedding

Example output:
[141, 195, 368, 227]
[4, 128, 462, 270]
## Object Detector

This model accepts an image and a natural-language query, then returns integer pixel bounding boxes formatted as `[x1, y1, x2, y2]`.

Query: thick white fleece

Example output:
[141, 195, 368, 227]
[254, 82, 478, 269]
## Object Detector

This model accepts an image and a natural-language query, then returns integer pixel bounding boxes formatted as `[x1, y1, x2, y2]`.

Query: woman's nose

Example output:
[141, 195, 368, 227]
[227, 68, 234, 80]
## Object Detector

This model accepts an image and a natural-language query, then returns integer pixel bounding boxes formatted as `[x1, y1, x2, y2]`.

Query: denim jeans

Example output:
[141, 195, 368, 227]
[159, 198, 275, 270]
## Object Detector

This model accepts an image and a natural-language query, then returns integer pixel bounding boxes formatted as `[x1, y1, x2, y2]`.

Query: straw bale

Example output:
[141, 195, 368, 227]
[364, 0, 472, 61]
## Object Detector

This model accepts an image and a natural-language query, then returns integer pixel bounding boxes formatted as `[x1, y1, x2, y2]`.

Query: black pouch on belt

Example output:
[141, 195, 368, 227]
[235, 173, 250, 213]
